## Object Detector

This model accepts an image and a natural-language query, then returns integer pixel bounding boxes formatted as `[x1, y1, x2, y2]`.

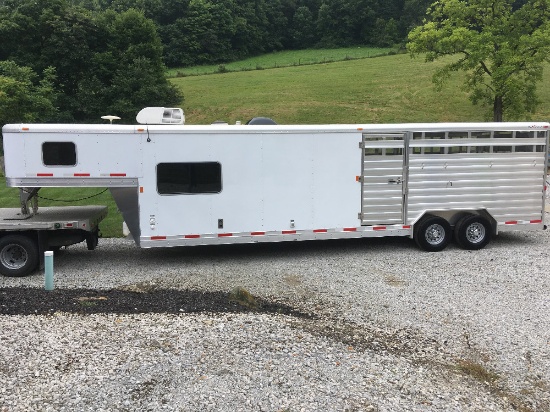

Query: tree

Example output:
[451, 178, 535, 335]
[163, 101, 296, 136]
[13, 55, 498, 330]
[407, 0, 550, 121]
[0, 1, 182, 122]
[0, 61, 58, 125]
[0, 61, 58, 155]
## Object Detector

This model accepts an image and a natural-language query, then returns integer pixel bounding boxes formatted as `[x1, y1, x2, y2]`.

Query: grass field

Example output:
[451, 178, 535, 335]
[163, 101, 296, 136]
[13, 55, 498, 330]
[173, 53, 550, 125]
[166, 46, 396, 77]
[2, 50, 550, 238]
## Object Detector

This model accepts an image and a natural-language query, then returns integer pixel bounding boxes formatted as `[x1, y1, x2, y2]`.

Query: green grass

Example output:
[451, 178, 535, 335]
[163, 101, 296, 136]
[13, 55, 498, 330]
[166, 46, 396, 77]
[172, 53, 550, 125]
[0, 181, 124, 238]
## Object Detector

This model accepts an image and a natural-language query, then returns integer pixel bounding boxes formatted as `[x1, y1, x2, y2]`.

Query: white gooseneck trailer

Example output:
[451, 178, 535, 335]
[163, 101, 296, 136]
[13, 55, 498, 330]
[1, 108, 548, 276]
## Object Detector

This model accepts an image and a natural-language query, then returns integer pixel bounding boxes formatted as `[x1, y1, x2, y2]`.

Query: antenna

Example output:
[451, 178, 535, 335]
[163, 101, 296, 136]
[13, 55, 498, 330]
[101, 115, 121, 124]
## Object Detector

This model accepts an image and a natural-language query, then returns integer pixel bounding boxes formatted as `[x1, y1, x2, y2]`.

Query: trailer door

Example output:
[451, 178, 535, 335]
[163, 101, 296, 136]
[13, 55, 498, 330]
[360, 133, 407, 225]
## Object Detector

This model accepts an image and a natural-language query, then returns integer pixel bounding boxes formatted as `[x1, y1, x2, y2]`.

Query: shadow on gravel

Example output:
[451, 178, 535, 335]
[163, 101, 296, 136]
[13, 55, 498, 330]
[0, 287, 312, 318]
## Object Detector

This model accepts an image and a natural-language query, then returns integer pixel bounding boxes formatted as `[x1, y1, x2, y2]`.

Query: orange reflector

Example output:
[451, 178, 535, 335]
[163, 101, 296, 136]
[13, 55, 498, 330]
[22, 127, 29, 131]
[138, 128, 145, 132]
[139, 187, 144, 193]
[357, 128, 363, 131]
[355, 176, 361, 182]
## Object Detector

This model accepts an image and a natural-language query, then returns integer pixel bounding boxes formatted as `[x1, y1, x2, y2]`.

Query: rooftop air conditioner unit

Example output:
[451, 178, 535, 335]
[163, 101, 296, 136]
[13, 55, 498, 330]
[136, 107, 185, 125]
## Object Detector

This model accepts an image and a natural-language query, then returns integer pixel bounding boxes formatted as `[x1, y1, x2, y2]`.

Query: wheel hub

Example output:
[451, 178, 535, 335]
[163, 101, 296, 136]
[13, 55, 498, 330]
[0, 244, 28, 270]
[425, 224, 445, 245]
[466, 222, 485, 244]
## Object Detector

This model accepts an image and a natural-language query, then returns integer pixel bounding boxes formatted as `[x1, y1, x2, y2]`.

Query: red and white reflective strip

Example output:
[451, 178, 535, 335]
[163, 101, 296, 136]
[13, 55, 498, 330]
[504, 219, 543, 225]
[33, 172, 128, 177]
[146, 225, 412, 241]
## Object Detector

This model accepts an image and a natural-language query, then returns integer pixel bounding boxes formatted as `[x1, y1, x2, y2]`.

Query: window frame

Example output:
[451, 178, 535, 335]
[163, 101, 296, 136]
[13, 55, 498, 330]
[156, 161, 223, 195]
[42, 141, 77, 167]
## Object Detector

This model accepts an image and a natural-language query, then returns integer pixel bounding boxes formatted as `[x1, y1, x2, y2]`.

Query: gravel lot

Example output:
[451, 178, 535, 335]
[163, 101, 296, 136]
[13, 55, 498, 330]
[1, 227, 549, 411]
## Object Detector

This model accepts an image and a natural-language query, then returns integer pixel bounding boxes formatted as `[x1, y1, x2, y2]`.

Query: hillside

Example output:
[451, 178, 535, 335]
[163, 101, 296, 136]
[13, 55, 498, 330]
[172, 53, 550, 125]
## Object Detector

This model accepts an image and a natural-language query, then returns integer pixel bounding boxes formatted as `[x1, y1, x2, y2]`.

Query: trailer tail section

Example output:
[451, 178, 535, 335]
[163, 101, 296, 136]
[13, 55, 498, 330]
[1, 108, 548, 276]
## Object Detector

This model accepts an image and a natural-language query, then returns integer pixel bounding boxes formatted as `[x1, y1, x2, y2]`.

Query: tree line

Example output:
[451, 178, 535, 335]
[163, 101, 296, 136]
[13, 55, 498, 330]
[76, 0, 433, 68]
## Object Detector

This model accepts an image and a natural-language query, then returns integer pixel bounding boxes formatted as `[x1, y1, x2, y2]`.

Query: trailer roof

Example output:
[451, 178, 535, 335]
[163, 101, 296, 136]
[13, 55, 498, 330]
[3, 122, 549, 134]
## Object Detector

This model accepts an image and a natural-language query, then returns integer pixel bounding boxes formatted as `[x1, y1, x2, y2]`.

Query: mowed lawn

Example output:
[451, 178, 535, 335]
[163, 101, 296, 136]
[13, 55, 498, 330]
[2, 52, 550, 238]
[173, 53, 550, 125]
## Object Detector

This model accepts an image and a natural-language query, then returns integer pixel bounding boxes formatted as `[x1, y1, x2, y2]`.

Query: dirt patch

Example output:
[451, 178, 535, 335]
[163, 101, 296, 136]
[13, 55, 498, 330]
[0, 287, 312, 317]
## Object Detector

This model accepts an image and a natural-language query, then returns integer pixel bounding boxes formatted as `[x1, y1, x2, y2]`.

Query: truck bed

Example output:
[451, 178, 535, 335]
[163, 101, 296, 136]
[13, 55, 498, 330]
[0, 206, 108, 231]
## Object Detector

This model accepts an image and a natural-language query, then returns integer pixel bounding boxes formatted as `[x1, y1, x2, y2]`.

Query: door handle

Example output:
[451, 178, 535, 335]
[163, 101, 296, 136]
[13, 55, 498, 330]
[388, 178, 402, 184]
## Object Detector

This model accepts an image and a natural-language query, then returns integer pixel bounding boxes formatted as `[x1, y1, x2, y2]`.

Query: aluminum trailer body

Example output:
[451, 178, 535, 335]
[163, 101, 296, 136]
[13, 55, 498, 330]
[2, 118, 548, 275]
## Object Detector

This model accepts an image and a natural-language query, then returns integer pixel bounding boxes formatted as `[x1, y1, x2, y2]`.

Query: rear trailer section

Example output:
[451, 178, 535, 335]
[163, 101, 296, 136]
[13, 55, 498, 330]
[0, 206, 107, 277]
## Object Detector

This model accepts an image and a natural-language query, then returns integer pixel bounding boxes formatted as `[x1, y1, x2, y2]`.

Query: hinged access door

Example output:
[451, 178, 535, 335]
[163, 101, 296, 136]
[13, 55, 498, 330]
[360, 133, 407, 225]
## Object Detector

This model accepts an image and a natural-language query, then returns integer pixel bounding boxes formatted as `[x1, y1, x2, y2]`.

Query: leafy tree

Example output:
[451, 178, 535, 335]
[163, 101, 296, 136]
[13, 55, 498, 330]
[0, 61, 58, 155]
[0, 1, 182, 122]
[407, 0, 550, 121]
[0, 61, 58, 125]
[289, 6, 317, 48]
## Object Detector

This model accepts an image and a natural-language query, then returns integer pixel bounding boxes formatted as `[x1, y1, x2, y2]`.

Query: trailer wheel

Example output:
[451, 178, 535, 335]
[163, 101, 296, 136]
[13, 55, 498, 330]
[0, 235, 39, 277]
[86, 228, 99, 251]
[454, 214, 492, 250]
[414, 215, 452, 252]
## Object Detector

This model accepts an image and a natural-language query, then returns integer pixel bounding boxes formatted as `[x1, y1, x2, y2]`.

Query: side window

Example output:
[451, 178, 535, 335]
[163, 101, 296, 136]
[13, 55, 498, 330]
[157, 162, 222, 195]
[42, 142, 77, 166]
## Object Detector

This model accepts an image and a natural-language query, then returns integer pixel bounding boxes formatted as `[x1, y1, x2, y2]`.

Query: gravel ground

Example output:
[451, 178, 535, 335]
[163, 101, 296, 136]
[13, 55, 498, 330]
[1, 227, 549, 411]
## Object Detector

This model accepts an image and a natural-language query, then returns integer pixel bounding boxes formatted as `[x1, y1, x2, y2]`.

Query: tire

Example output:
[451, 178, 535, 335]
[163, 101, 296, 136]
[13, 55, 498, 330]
[454, 214, 492, 250]
[86, 228, 99, 251]
[414, 215, 452, 252]
[0, 234, 39, 277]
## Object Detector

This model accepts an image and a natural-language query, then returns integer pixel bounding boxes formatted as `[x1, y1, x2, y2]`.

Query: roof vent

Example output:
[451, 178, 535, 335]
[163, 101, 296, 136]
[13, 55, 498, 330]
[136, 107, 185, 125]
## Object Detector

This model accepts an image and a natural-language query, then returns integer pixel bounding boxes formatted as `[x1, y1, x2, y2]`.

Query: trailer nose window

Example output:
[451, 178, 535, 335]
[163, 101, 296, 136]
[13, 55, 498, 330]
[42, 142, 77, 166]
[157, 162, 222, 194]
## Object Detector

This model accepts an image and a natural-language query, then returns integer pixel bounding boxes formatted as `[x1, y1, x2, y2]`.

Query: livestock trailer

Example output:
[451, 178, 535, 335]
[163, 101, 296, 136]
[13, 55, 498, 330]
[1, 108, 548, 276]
